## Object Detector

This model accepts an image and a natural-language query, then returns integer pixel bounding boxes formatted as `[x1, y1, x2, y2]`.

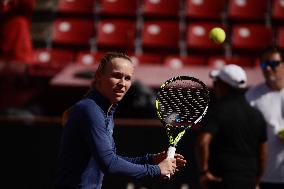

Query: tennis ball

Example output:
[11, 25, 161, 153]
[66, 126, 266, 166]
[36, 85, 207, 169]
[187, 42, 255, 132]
[209, 27, 226, 44]
[277, 129, 284, 140]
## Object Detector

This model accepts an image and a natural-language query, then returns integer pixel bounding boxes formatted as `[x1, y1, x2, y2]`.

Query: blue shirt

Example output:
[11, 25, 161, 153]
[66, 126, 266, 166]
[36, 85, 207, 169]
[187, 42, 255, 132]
[54, 89, 161, 189]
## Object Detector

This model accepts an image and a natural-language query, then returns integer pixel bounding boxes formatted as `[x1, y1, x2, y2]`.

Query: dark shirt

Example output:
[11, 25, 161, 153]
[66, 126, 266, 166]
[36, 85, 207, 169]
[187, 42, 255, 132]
[54, 89, 160, 189]
[202, 92, 267, 181]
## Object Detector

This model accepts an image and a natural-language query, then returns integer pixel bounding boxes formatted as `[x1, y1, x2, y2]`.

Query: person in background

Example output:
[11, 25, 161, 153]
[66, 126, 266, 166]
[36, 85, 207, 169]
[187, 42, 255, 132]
[197, 64, 267, 189]
[54, 52, 187, 189]
[0, 0, 34, 63]
[245, 47, 284, 189]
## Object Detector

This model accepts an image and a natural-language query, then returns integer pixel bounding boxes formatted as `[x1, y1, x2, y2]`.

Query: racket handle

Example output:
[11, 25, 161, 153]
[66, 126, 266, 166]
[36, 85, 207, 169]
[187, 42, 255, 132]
[166, 146, 176, 159]
[166, 146, 176, 179]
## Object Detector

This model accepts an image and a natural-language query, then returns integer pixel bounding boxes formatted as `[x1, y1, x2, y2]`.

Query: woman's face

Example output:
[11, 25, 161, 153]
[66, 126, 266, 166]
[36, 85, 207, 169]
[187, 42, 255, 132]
[95, 57, 134, 103]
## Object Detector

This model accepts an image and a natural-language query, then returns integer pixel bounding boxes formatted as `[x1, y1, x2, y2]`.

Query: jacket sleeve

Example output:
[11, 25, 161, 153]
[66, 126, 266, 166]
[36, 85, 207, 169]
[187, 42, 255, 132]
[118, 154, 154, 164]
[78, 103, 160, 179]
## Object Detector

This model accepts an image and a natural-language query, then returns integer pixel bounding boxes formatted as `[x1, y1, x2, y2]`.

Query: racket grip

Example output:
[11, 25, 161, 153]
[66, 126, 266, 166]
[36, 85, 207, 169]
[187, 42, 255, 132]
[166, 146, 176, 179]
[166, 146, 176, 159]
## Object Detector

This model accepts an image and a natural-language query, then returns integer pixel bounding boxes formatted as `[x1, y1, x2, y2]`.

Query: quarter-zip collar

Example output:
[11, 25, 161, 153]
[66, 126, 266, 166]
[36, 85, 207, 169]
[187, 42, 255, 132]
[87, 88, 118, 115]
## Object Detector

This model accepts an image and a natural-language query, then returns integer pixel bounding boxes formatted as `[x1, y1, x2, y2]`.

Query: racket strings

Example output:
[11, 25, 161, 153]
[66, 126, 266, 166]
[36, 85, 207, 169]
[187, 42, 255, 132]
[186, 88, 208, 114]
[157, 78, 209, 128]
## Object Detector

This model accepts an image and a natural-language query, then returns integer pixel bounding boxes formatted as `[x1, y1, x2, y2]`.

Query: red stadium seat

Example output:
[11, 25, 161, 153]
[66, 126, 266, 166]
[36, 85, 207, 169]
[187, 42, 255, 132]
[32, 48, 74, 65]
[271, 0, 284, 22]
[227, 0, 268, 21]
[276, 27, 284, 49]
[52, 19, 94, 49]
[29, 48, 74, 76]
[185, 0, 225, 21]
[141, 20, 180, 54]
[57, 0, 95, 16]
[186, 22, 226, 54]
[142, 0, 180, 18]
[164, 55, 207, 69]
[129, 53, 163, 65]
[75, 51, 105, 66]
[231, 24, 273, 54]
[208, 55, 256, 68]
[96, 19, 136, 51]
[99, 0, 137, 17]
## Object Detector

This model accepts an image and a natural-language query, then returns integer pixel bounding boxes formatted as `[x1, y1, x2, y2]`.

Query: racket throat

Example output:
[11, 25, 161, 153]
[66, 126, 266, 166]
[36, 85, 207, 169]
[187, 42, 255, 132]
[166, 127, 186, 146]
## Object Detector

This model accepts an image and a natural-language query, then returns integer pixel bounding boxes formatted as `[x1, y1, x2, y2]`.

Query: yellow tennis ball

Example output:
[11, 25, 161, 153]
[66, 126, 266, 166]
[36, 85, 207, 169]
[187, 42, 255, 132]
[277, 129, 284, 140]
[209, 27, 226, 44]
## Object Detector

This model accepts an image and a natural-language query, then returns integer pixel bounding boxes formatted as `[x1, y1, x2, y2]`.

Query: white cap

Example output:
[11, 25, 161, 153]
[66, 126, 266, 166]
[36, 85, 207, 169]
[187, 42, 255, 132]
[209, 64, 247, 89]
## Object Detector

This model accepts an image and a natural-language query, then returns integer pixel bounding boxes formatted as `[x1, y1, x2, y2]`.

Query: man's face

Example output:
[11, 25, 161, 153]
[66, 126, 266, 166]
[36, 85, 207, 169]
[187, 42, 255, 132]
[96, 57, 134, 103]
[261, 52, 284, 83]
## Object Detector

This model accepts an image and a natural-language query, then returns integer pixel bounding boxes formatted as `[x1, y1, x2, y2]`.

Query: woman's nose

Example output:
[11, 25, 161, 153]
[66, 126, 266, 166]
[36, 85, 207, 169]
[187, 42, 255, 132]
[118, 78, 126, 86]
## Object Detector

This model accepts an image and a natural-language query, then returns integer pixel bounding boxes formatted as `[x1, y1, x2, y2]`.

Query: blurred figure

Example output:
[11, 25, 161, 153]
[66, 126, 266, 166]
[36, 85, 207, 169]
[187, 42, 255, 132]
[116, 80, 157, 118]
[54, 52, 186, 189]
[197, 64, 267, 189]
[246, 47, 284, 189]
[0, 0, 34, 63]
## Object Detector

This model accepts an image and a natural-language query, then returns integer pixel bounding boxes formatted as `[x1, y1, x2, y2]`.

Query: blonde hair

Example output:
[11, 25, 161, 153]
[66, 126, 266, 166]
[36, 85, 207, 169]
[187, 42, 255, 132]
[91, 52, 132, 88]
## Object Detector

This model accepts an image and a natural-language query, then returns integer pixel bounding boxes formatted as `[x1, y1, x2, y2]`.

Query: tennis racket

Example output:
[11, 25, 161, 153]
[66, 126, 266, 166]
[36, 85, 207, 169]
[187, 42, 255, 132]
[155, 76, 210, 178]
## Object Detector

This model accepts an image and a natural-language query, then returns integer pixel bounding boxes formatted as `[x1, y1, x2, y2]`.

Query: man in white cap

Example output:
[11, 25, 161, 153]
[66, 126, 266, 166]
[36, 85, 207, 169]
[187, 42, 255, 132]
[197, 64, 267, 189]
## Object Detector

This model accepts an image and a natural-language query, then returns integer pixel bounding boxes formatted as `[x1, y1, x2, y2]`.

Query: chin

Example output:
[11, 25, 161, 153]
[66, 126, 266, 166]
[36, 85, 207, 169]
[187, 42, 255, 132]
[113, 96, 124, 103]
[268, 76, 276, 83]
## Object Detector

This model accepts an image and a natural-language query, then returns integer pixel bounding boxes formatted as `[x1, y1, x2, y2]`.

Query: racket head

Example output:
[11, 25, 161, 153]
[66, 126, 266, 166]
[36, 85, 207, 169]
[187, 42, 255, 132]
[156, 76, 210, 130]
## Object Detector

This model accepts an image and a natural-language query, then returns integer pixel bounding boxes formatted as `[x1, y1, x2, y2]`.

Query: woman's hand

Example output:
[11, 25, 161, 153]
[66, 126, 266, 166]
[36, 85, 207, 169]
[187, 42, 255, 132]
[158, 158, 176, 178]
[153, 151, 187, 175]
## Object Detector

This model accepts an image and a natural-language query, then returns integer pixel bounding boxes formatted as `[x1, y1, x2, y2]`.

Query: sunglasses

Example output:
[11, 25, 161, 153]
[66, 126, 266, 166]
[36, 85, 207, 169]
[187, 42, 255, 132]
[260, 60, 283, 69]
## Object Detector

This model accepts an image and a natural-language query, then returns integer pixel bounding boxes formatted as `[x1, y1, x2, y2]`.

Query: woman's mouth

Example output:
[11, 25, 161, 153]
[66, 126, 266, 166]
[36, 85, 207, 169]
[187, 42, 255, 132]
[114, 89, 124, 95]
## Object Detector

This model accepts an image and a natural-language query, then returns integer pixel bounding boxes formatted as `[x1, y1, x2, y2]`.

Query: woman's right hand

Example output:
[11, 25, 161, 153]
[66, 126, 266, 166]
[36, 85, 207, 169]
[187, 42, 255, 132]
[158, 158, 177, 178]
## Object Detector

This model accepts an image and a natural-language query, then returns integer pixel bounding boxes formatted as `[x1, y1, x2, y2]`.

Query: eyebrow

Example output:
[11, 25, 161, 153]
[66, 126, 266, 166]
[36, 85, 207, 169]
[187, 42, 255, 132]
[112, 71, 133, 77]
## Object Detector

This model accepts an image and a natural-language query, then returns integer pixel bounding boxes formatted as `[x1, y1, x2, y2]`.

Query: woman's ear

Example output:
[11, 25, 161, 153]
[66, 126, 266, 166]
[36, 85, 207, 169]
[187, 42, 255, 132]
[93, 71, 103, 86]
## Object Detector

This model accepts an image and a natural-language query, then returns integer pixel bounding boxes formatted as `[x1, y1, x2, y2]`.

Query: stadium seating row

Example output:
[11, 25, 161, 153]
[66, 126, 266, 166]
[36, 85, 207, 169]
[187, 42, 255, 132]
[33, 19, 282, 54]
[28, 47, 260, 77]
[35, 0, 284, 22]
[28, 0, 284, 77]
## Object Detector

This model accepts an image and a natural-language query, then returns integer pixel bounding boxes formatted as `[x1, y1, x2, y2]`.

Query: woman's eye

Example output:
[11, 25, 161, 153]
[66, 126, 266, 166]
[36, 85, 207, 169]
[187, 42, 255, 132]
[125, 76, 131, 81]
[112, 73, 122, 79]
